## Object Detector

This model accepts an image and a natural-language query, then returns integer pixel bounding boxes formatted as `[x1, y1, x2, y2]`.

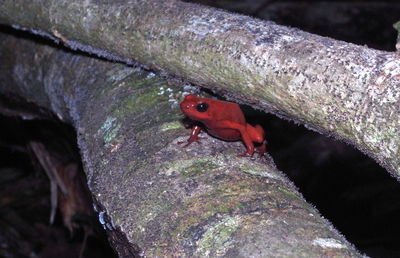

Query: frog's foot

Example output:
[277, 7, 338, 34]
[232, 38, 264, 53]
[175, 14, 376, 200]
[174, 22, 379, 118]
[237, 151, 254, 158]
[178, 136, 204, 147]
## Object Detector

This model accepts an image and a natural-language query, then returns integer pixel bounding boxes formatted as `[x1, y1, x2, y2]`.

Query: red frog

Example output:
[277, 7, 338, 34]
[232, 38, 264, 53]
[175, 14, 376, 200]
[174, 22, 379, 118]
[180, 94, 266, 157]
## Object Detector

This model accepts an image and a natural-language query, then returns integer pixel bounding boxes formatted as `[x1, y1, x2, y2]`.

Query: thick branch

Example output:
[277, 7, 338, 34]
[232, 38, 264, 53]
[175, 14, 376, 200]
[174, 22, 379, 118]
[0, 31, 362, 257]
[0, 0, 398, 179]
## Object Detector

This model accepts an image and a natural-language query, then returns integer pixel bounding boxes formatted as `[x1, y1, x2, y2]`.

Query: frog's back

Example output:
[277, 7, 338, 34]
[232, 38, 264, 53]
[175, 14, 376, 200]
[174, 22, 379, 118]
[208, 99, 246, 124]
[202, 99, 245, 141]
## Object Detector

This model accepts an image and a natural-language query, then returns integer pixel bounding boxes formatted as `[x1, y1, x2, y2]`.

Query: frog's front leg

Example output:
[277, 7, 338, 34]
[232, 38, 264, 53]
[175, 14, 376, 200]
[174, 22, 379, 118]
[179, 125, 203, 147]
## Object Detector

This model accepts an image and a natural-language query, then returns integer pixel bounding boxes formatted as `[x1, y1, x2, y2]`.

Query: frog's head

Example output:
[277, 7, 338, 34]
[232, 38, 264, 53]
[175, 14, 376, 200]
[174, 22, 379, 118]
[180, 94, 211, 121]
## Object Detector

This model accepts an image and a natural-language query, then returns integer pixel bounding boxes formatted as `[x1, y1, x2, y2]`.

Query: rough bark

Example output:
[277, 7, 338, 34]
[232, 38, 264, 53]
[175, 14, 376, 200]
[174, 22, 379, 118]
[0, 0, 399, 179]
[198, 1, 400, 50]
[0, 31, 362, 257]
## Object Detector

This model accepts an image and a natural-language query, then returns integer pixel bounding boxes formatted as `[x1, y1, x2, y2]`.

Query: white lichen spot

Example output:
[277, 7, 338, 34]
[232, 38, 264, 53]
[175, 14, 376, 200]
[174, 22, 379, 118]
[157, 86, 165, 95]
[312, 238, 346, 249]
[97, 117, 121, 143]
[281, 35, 294, 42]
[146, 72, 156, 79]
[98, 117, 116, 133]
[184, 16, 227, 37]
[168, 98, 179, 108]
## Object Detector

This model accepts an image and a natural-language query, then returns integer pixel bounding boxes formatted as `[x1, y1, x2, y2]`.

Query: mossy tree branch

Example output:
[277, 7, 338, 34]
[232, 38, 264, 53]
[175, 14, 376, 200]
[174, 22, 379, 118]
[0, 0, 399, 179]
[0, 31, 362, 257]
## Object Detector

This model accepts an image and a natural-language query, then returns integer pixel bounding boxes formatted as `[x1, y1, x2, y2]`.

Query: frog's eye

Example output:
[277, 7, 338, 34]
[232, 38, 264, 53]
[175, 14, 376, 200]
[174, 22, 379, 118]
[196, 102, 208, 112]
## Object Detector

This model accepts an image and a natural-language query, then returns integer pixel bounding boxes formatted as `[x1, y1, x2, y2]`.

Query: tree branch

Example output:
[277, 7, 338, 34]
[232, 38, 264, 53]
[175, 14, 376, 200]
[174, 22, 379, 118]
[1, 0, 398, 179]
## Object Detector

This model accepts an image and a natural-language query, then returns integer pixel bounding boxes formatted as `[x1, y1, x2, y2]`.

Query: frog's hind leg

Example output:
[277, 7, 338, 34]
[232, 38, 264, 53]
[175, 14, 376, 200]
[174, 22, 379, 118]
[249, 124, 267, 156]
[247, 124, 265, 144]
